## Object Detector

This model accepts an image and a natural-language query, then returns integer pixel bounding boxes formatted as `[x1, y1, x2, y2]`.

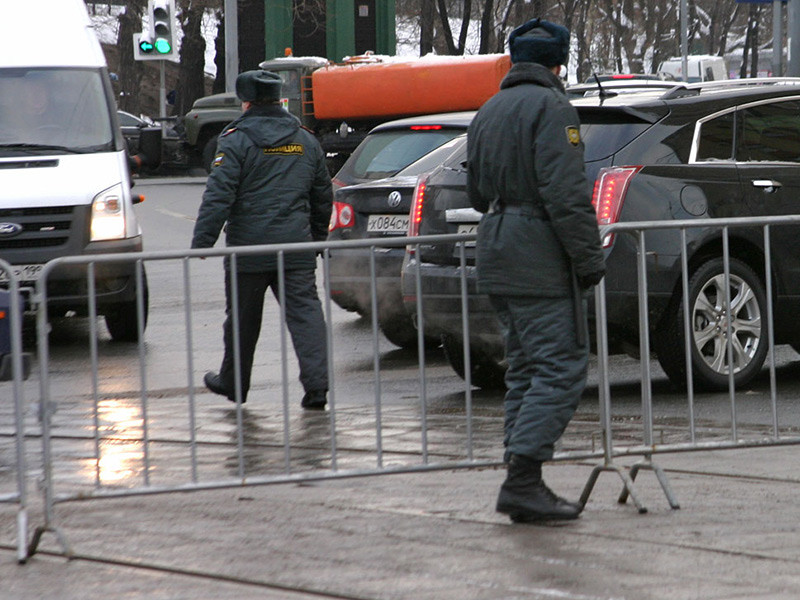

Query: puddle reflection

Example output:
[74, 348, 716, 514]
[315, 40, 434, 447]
[83, 399, 146, 486]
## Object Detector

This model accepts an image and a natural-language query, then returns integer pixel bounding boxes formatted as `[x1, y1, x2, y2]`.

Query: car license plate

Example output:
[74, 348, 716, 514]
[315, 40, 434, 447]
[457, 223, 478, 246]
[0, 264, 45, 283]
[367, 214, 410, 235]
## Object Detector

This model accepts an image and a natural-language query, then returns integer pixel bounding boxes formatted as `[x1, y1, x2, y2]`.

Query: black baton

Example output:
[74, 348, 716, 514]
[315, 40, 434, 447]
[571, 268, 588, 348]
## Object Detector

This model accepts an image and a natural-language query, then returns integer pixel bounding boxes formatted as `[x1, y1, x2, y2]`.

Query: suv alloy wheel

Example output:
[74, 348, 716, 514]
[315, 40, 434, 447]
[655, 258, 768, 391]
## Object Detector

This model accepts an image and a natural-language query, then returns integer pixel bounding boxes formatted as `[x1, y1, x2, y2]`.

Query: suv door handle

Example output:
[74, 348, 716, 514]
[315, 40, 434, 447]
[752, 179, 782, 192]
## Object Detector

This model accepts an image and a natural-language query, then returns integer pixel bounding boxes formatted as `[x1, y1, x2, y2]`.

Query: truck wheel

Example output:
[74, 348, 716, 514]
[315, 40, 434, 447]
[441, 334, 506, 390]
[202, 137, 218, 174]
[654, 257, 768, 391]
[104, 272, 149, 343]
[378, 314, 419, 349]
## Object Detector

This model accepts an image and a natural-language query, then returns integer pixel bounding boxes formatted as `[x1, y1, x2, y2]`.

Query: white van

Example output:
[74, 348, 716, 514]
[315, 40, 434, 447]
[657, 55, 728, 83]
[0, 0, 152, 341]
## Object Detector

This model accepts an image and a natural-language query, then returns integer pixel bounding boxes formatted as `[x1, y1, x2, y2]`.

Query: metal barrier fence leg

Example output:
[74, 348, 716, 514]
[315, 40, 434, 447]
[580, 279, 648, 513]
[3, 275, 31, 563]
[27, 272, 73, 559]
[618, 455, 680, 510]
[580, 460, 647, 514]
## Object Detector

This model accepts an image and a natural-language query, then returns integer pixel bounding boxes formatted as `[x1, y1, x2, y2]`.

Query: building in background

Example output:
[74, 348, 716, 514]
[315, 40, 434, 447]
[265, 0, 396, 61]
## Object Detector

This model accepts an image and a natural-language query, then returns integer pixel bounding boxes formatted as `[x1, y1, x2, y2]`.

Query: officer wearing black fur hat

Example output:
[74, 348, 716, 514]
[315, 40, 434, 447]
[467, 20, 606, 522]
[192, 70, 332, 409]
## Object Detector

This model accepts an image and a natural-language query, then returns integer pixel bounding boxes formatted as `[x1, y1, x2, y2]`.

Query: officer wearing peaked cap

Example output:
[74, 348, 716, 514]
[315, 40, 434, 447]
[467, 20, 606, 522]
[191, 70, 333, 410]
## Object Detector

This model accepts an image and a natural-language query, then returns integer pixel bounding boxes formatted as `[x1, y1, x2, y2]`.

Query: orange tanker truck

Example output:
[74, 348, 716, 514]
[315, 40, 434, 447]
[182, 53, 511, 172]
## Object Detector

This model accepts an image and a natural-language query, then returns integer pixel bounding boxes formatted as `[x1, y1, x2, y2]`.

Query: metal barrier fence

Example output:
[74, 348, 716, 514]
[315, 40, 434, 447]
[23, 234, 519, 559]
[581, 214, 800, 512]
[0, 260, 30, 564]
[11, 214, 800, 559]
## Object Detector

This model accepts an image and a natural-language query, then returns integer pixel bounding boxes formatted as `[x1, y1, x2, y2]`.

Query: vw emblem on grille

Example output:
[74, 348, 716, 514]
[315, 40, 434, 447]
[0, 222, 23, 238]
[387, 191, 402, 207]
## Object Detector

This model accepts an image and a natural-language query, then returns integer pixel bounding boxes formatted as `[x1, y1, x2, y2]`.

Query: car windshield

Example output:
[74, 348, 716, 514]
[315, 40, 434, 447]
[339, 128, 466, 182]
[0, 67, 115, 154]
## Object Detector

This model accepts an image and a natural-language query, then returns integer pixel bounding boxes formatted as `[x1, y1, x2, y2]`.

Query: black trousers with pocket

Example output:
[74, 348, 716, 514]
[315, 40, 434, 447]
[218, 268, 328, 402]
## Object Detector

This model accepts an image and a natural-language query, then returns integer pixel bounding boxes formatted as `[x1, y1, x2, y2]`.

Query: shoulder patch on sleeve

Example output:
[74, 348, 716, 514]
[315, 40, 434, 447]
[566, 126, 580, 147]
[212, 152, 225, 168]
[221, 127, 237, 137]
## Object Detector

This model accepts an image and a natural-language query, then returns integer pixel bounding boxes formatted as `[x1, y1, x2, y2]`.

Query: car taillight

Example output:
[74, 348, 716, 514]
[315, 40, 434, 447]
[591, 166, 641, 248]
[405, 176, 428, 256]
[408, 175, 428, 238]
[329, 201, 354, 232]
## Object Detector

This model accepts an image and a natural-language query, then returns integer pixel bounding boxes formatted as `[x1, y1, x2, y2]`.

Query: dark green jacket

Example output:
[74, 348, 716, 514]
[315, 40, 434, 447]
[191, 104, 332, 272]
[467, 62, 605, 297]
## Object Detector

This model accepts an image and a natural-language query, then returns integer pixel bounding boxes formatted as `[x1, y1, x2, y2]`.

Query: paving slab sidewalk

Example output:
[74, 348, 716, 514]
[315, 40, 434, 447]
[3, 446, 800, 600]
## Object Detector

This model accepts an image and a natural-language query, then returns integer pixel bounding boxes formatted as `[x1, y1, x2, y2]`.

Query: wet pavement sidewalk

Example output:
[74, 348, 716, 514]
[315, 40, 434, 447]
[3, 444, 800, 600]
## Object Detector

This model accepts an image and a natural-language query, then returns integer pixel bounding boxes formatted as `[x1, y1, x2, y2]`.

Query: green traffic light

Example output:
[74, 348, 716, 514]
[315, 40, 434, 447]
[139, 40, 154, 53]
[154, 38, 172, 54]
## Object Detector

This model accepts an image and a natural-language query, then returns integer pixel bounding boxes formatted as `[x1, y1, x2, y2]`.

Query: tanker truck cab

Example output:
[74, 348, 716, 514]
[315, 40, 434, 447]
[0, 0, 148, 342]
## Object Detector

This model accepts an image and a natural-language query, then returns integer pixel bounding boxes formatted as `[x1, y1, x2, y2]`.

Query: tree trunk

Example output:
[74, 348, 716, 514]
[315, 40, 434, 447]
[213, 10, 226, 94]
[177, 2, 207, 116]
[574, 0, 592, 82]
[436, 0, 459, 54]
[749, 5, 761, 77]
[116, 1, 147, 115]
[479, 0, 496, 54]
[740, 5, 753, 78]
[420, 0, 435, 55]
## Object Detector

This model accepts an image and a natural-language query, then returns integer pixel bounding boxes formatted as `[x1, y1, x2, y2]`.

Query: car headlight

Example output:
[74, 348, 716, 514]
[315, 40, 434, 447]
[91, 184, 127, 241]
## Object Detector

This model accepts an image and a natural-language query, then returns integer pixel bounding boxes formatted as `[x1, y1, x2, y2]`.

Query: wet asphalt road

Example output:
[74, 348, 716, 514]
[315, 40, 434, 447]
[4, 176, 800, 497]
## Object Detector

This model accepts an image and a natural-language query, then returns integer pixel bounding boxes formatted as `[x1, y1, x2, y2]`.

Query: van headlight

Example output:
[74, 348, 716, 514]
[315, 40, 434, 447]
[91, 184, 127, 241]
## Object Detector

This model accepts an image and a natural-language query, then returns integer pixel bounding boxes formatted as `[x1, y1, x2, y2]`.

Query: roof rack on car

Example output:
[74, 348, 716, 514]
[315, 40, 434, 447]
[661, 77, 800, 99]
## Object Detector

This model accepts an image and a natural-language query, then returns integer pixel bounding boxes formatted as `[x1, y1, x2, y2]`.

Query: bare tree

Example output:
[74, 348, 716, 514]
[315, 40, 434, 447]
[176, 1, 208, 115]
[430, 0, 474, 55]
[420, 0, 436, 55]
[115, 0, 147, 115]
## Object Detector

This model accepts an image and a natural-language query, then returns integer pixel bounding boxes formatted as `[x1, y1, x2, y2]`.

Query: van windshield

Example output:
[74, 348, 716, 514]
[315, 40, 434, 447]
[0, 68, 114, 154]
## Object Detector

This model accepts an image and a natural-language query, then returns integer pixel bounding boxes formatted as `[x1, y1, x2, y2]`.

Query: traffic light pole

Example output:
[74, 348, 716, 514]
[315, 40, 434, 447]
[159, 60, 167, 119]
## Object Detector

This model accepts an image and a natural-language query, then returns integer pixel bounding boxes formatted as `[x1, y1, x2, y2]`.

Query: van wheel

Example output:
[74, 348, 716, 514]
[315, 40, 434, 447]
[105, 272, 149, 343]
[441, 334, 506, 390]
[654, 258, 768, 391]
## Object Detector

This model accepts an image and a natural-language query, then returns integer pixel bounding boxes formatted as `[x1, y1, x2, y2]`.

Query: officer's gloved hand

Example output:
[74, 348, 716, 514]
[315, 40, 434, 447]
[577, 268, 605, 290]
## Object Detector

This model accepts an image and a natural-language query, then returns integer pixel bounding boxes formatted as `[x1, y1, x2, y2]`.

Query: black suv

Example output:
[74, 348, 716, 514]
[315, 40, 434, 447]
[403, 78, 800, 390]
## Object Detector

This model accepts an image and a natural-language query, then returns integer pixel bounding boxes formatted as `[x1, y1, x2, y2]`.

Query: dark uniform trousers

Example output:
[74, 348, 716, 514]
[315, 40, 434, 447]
[219, 268, 328, 401]
[490, 294, 589, 463]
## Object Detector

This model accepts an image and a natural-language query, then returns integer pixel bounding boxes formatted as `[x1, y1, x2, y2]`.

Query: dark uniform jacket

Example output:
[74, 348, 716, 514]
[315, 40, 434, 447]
[467, 62, 605, 297]
[191, 104, 332, 272]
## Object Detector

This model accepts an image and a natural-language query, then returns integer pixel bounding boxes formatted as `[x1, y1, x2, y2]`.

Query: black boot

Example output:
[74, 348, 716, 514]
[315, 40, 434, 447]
[301, 389, 327, 410]
[496, 454, 583, 522]
[204, 371, 245, 404]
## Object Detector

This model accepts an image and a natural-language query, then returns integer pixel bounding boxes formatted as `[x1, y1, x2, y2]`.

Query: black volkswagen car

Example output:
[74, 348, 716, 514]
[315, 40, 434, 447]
[403, 78, 800, 390]
[327, 134, 468, 348]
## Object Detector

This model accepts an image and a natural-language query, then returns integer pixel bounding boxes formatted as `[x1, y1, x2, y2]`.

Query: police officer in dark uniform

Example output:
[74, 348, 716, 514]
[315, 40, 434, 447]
[467, 20, 606, 521]
[192, 70, 332, 409]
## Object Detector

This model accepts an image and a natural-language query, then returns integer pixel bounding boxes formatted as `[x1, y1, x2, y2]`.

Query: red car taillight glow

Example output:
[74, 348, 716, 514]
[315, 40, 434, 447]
[405, 175, 428, 256]
[329, 201, 355, 232]
[408, 176, 428, 238]
[592, 166, 641, 248]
